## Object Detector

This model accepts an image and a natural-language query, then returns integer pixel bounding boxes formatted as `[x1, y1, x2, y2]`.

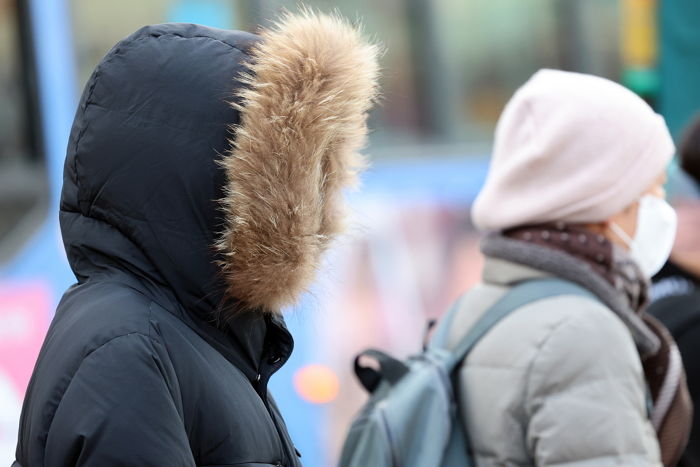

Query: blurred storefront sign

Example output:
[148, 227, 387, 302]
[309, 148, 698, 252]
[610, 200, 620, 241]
[621, 0, 659, 97]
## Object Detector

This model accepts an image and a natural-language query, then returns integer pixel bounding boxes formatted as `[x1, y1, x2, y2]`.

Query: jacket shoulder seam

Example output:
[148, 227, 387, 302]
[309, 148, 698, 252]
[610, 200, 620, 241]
[82, 330, 156, 360]
[42, 332, 161, 459]
[143, 31, 251, 55]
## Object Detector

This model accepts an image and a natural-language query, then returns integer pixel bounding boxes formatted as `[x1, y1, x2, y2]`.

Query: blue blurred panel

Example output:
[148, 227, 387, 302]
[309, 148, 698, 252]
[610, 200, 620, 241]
[1, 0, 77, 291]
[167, 0, 236, 30]
[28, 0, 77, 207]
[353, 154, 489, 204]
[3, 222, 72, 294]
[270, 303, 327, 467]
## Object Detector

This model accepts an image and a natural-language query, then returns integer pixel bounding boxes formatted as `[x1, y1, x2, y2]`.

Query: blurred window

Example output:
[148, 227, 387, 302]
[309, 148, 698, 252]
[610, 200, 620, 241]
[69, 0, 622, 151]
[70, 0, 255, 89]
[0, 0, 47, 263]
[274, 0, 622, 148]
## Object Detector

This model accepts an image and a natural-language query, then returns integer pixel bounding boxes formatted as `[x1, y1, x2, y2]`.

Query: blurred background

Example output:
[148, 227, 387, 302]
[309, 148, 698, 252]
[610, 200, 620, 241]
[2, 0, 700, 465]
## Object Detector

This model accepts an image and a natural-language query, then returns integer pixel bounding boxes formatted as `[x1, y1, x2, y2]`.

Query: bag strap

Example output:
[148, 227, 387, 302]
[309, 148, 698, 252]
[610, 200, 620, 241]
[434, 279, 598, 371]
[354, 349, 410, 393]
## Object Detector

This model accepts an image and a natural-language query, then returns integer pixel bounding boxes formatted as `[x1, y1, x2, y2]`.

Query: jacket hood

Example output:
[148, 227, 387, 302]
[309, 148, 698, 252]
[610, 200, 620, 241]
[60, 13, 379, 318]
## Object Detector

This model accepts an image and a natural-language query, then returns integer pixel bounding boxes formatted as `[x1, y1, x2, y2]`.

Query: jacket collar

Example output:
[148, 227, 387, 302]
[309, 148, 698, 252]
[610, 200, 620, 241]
[481, 233, 660, 357]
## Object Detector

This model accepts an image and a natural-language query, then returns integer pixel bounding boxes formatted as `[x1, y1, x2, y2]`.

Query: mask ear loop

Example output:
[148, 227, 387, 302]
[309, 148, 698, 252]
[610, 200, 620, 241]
[608, 222, 634, 248]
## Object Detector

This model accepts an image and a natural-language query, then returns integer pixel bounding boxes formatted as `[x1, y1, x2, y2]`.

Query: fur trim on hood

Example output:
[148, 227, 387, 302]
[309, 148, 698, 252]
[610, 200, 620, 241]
[215, 10, 380, 313]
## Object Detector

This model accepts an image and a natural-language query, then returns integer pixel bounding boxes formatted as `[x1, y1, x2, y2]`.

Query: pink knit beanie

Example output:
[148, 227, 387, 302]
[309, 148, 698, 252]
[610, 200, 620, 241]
[472, 69, 675, 231]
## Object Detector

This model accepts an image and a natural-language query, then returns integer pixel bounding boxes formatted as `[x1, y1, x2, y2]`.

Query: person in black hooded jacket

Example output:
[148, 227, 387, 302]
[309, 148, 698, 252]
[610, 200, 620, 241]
[13, 11, 379, 467]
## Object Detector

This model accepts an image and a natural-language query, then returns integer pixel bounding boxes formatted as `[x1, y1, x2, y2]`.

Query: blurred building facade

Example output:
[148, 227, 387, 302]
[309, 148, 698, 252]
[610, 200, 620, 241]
[1, 0, 700, 465]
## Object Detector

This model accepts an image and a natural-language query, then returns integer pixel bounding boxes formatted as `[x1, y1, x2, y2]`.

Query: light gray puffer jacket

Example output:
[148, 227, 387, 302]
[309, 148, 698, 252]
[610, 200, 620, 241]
[447, 236, 663, 466]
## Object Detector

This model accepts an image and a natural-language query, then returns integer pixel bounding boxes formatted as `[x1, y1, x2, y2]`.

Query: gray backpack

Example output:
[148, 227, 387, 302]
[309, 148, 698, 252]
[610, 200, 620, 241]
[339, 279, 595, 467]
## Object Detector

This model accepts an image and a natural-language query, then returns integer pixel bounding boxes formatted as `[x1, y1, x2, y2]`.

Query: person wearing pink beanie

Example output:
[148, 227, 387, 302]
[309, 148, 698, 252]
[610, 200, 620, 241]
[473, 69, 674, 231]
[440, 70, 692, 466]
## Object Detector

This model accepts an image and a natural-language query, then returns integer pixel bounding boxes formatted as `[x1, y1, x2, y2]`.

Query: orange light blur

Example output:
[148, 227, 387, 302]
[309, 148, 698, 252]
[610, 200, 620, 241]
[293, 364, 340, 404]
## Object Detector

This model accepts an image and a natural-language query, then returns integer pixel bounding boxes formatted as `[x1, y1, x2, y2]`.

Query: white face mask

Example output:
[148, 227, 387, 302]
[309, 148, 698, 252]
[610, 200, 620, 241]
[609, 195, 678, 278]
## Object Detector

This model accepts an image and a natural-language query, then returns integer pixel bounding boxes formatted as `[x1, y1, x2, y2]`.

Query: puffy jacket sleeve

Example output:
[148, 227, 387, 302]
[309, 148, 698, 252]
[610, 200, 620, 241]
[44, 333, 196, 467]
[524, 304, 662, 466]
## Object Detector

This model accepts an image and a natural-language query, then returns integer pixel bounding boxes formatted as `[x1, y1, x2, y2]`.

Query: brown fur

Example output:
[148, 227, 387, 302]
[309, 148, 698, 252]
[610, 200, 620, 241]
[215, 10, 380, 313]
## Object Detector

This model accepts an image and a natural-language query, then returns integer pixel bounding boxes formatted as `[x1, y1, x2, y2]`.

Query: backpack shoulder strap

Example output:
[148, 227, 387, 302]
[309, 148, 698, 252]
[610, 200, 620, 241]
[434, 279, 599, 371]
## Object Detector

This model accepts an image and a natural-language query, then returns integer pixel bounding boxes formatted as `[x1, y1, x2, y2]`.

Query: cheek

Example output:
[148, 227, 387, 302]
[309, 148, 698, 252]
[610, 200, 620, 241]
[649, 184, 666, 199]
[621, 203, 640, 237]
[606, 197, 643, 242]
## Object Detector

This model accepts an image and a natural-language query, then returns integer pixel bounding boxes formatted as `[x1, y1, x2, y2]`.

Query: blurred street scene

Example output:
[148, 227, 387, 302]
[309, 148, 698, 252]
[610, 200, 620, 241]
[2, 1, 700, 465]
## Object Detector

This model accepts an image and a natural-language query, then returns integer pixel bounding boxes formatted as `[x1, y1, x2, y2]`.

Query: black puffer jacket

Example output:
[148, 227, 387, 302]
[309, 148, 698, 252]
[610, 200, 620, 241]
[14, 14, 378, 467]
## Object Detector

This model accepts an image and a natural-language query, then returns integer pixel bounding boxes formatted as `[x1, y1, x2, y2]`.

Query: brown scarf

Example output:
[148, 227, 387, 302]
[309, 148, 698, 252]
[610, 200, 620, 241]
[505, 224, 692, 466]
